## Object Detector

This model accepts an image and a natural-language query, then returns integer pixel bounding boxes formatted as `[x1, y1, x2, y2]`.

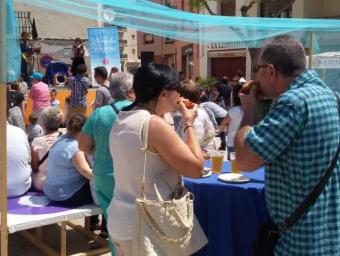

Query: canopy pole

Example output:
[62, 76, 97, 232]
[0, 0, 8, 255]
[308, 32, 314, 69]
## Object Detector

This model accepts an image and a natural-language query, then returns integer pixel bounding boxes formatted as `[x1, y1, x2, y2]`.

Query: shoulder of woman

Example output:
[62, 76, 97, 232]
[149, 115, 176, 136]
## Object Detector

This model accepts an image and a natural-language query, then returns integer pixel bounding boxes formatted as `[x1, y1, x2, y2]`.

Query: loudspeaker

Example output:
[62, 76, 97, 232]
[141, 51, 154, 66]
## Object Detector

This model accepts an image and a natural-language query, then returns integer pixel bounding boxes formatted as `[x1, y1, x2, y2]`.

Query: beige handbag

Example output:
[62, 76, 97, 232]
[132, 117, 208, 256]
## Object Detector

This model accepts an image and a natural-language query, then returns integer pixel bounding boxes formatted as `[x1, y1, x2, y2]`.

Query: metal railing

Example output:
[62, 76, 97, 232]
[15, 11, 32, 35]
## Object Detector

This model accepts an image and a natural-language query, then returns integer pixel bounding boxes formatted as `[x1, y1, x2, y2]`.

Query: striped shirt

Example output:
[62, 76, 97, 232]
[67, 75, 90, 107]
[246, 70, 340, 255]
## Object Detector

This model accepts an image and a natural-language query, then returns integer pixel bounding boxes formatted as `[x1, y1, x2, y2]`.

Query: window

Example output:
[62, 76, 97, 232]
[260, 0, 293, 18]
[16, 11, 32, 35]
[143, 33, 154, 44]
[132, 34, 135, 40]
[132, 49, 136, 54]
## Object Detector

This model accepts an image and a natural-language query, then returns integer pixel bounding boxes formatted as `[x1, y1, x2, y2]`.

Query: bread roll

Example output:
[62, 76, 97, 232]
[240, 81, 257, 94]
[178, 97, 194, 109]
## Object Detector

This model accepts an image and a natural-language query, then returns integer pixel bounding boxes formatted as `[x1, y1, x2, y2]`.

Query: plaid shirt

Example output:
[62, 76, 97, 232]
[246, 70, 340, 255]
[67, 75, 90, 107]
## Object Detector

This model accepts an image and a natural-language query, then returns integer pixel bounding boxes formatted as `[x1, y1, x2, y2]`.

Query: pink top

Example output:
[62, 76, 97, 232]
[29, 81, 50, 110]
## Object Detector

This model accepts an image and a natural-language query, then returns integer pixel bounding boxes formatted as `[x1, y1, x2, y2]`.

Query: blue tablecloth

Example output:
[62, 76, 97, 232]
[184, 161, 270, 256]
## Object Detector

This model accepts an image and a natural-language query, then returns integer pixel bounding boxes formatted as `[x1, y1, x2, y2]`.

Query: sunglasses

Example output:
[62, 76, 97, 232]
[252, 64, 268, 73]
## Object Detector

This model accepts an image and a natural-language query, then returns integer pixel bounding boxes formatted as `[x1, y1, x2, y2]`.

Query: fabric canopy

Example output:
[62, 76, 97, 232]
[6, 0, 21, 82]
[14, 0, 340, 46]
[6, 0, 340, 81]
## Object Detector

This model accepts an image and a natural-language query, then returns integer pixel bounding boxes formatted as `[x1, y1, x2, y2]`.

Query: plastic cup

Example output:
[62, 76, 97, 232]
[211, 151, 224, 174]
[229, 152, 241, 174]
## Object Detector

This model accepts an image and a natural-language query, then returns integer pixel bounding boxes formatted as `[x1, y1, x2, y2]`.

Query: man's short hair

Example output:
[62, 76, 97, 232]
[76, 64, 87, 75]
[180, 79, 200, 104]
[260, 35, 306, 77]
[94, 66, 108, 80]
[109, 72, 133, 100]
[235, 70, 243, 77]
[111, 67, 119, 73]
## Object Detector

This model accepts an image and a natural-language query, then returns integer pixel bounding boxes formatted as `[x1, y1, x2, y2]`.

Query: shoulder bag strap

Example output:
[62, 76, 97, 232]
[283, 91, 340, 232]
[139, 115, 183, 199]
[111, 101, 120, 114]
[140, 115, 151, 198]
[37, 131, 63, 167]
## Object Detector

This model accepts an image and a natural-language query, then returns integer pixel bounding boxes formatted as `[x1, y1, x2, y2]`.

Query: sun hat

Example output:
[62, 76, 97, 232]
[29, 72, 43, 80]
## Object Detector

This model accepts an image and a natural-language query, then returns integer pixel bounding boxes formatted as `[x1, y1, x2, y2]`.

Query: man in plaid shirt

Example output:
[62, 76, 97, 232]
[235, 35, 340, 255]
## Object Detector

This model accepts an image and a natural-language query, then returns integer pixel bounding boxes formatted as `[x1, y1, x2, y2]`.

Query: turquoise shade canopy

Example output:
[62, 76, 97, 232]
[5, 0, 340, 82]
[13, 0, 340, 46]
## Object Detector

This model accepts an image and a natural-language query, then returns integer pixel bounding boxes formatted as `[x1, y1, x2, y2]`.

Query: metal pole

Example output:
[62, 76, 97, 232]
[308, 32, 314, 69]
[0, 0, 8, 255]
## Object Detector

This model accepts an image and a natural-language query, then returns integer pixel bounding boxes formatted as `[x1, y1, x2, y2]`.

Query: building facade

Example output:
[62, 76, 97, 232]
[199, 0, 248, 81]
[200, 0, 340, 81]
[14, 3, 139, 76]
[137, 0, 200, 80]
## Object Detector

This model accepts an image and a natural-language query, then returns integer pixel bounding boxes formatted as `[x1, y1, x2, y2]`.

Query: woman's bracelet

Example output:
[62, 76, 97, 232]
[183, 125, 193, 133]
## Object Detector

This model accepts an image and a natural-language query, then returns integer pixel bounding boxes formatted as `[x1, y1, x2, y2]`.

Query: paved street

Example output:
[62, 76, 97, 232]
[6, 219, 110, 256]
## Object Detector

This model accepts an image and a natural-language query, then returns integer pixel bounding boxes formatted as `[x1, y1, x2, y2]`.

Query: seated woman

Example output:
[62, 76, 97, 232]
[7, 82, 26, 131]
[43, 113, 93, 206]
[7, 122, 32, 198]
[107, 63, 204, 255]
[31, 107, 63, 191]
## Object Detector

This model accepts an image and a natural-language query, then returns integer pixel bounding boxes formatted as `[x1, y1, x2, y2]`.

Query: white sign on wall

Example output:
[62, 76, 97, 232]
[307, 52, 340, 69]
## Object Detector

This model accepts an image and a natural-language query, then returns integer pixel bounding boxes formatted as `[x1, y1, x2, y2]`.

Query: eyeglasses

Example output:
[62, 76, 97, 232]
[253, 64, 268, 73]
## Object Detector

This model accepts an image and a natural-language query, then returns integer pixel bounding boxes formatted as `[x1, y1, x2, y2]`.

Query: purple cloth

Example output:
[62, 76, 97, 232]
[8, 192, 71, 215]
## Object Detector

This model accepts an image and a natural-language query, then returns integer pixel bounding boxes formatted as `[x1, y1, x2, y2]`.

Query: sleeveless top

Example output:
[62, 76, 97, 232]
[107, 109, 179, 241]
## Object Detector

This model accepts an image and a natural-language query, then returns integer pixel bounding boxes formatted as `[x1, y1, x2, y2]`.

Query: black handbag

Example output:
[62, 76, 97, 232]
[254, 91, 340, 256]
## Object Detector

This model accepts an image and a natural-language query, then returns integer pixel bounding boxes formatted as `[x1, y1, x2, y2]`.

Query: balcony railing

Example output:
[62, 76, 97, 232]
[15, 11, 32, 35]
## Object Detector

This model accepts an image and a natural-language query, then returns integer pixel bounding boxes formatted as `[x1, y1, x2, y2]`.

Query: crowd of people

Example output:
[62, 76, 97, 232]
[6, 34, 340, 255]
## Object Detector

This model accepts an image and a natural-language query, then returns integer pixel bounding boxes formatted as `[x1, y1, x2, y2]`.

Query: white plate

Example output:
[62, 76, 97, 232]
[218, 173, 250, 183]
[202, 167, 212, 178]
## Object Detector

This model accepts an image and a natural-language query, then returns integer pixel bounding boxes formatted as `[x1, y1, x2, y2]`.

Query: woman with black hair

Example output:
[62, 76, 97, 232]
[71, 37, 86, 76]
[107, 63, 204, 255]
